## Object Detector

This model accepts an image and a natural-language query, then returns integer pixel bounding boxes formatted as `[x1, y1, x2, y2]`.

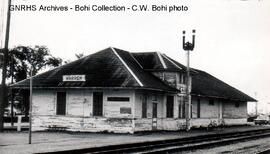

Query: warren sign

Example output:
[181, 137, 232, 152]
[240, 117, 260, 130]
[63, 75, 86, 82]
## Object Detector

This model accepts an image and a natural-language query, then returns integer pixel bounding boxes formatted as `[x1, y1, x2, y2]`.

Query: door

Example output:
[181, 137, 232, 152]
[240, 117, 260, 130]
[152, 103, 158, 130]
[166, 96, 174, 118]
[93, 92, 103, 116]
[56, 92, 66, 115]
[219, 101, 224, 125]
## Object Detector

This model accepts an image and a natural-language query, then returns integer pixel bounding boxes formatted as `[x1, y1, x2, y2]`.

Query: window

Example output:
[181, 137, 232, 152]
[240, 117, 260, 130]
[197, 98, 201, 118]
[166, 96, 174, 118]
[56, 92, 66, 115]
[178, 74, 187, 84]
[164, 73, 177, 88]
[152, 103, 157, 118]
[178, 97, 185, 118]
[107, 97, 129, 101]
[142, 95, 147, 118]
[209, 99, 214, 106]
[93, 92, 103, 116]
[235, 102, 240, 108]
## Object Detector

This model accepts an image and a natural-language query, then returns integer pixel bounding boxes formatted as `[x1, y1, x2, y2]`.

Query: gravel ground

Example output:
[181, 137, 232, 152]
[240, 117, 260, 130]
[0, 125, 269, 154]
[184, 136, 270, 154]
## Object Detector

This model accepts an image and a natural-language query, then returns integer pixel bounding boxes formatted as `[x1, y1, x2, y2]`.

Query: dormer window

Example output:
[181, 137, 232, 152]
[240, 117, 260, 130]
[164, 73, 177, 88]
[178, 74, 187, 84]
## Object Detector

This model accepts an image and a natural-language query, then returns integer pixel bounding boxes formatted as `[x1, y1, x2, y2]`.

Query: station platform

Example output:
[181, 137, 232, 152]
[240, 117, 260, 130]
[0, 125, 269, 154]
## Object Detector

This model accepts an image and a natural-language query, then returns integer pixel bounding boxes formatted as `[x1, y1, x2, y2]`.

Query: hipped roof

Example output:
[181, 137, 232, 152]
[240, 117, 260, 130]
[132, 52, 197, 74]
[11, 47, 256, 102]
[10, 47, 179, 93]
[132, 52, 255, 102]
[191, 69, 256, 102]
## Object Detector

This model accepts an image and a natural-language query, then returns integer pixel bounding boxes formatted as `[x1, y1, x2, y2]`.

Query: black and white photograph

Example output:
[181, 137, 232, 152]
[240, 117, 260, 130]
[0, 0, 270, 153]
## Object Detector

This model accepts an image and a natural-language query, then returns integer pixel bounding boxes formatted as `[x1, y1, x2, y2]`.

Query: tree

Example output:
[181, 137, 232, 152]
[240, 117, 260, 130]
[1, 45, 62, 118]
[6, 45, 62, 82]
[64, 53, 85, 64]
[75, 53, 85, 59]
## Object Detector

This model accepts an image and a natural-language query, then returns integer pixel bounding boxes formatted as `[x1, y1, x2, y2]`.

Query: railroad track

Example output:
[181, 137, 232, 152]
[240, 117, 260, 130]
[257, 148, 270, 154]
[38, 128, 270, 154]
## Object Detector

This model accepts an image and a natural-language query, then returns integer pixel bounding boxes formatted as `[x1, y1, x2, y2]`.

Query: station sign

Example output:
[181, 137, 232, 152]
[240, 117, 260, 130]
[63, 75, 86, 82]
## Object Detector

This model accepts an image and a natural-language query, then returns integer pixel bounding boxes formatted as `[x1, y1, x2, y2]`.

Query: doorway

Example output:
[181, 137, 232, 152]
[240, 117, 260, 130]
[152, 103, 158, 130]
[93, 92, 103, 116]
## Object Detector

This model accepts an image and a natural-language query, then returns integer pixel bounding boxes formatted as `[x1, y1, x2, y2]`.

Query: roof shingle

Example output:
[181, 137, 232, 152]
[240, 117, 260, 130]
[11, 47, 256, 102]
[191, 69, 256, 102]
[11, 47, 178, 93]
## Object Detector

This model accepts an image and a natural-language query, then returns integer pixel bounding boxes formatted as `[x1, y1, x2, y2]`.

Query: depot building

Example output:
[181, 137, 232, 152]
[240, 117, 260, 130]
[11, 47, 256, 133]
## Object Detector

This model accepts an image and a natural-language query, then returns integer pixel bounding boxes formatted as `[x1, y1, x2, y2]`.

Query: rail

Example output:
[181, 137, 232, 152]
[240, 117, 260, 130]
[36, 128, 270, 154]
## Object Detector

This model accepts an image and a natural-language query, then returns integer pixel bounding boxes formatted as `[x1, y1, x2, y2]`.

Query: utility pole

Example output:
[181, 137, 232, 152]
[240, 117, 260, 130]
[29, 67, 33, 144]
[10, 50, 14, 126]
[0, 0, 11, 132]
[255, 92, 258, 116]
[182, 29, 196, 131]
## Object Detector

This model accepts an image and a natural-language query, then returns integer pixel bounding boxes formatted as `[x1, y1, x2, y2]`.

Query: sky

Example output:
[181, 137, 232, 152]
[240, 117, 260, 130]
[1, 0, 270, 114]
